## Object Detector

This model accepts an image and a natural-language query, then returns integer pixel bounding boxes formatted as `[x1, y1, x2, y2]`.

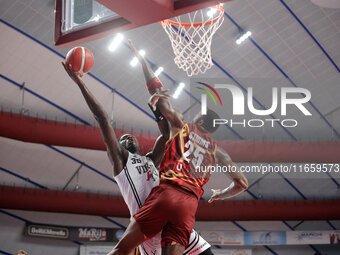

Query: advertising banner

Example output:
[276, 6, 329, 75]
[211, 249, 252, 255]
[25, 223, 124, 242]
[79, 246, 252, 255]
[200, 230, 244, 245]
[26, 223, 69, 239]
[198, 230, 340, 246]
[287, 230, 340, 245]
[287, 231, 329, 245]
[26, 223, 340, 246]
[80, 245, 113, 255]
[244, 231, 286, 246]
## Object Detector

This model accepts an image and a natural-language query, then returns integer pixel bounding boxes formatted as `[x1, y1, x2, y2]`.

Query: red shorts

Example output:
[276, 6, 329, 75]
[133, 183, 198, 247]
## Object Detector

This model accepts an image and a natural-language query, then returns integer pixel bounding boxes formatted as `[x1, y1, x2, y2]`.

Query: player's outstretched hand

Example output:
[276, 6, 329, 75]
[62, 62, 83, 85]
[208, 189, 222, 203]
[148, 89, 171, 111]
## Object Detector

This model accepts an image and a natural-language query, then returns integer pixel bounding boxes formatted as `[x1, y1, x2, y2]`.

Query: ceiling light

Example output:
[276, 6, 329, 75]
[154, 67, 164, 77]
[130, 50, 145, 67]
[173, 82, 185, 99]
[236, 31, 252, 45]
[207, 8, 217, 17]
[108, 33, 124, 52]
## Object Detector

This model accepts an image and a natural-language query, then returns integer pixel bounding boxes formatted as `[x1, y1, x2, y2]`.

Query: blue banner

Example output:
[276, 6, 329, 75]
[244, 231, 286, 246]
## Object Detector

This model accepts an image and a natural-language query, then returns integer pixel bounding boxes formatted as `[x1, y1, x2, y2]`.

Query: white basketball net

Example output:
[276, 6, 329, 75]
[160, 5, 224, 76]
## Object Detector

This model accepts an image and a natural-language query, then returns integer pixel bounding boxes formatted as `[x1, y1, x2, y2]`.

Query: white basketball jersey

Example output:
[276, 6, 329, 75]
[114, 153, 161, 255]
[115, 152, 159, 219]
[114, 152, 210, 255]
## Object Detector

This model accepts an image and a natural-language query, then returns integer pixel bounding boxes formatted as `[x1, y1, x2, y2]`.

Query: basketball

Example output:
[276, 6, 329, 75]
[65, 46, 94, 74]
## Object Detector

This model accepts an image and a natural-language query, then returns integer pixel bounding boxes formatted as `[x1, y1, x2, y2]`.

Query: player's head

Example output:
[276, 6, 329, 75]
[192, 109, 220, 134]
[119, 134, 140, 154]
[17, 251, 27, 255]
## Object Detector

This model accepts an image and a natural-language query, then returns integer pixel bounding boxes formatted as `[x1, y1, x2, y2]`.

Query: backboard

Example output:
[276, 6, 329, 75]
[54, 0, 230, 48]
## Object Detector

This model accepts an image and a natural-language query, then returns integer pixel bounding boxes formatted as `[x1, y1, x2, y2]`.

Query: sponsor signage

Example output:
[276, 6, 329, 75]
[244, 231, 286, 246]
[200, 231, 226, 245]
[25, 224, 340, 246]
[211, 249, 252, 255]
[79, 246, 252, 255]
[26, 224, 69, 239]
[25, 223, 124, 242]
[80, 245, 113, 255]
[198, 230, 340, 246]
[287, 231, 327, 245]
[287, 231, 340, 245]
[200, 231, 244, 245]
[223, 231, 244, 245]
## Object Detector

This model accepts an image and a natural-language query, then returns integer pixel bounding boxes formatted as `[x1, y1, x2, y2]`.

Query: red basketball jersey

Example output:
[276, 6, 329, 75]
[159, 123, 217, 198]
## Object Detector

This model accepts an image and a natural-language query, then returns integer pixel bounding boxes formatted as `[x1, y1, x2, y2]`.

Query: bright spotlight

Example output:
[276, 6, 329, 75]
[154, 67, 164, 77]
[236, 31, 252, 45]
[173, 82, 185, 99]
[108, 33, 124, 52]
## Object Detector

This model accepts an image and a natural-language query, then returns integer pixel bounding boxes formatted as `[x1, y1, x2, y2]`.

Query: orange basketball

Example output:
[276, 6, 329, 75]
[65, 46, 94, 74]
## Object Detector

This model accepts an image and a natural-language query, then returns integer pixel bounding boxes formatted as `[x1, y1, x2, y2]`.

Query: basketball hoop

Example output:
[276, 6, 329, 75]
[160, 4, 224, 76]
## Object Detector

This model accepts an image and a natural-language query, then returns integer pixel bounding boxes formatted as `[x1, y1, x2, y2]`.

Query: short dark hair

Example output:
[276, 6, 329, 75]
[118, 134, 130, 142]
[197, 109, 220, 133]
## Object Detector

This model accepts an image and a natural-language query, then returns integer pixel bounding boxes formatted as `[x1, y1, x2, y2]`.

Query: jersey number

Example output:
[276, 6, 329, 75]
[131, 158, 142, 164]
[182, 141, 206, 168]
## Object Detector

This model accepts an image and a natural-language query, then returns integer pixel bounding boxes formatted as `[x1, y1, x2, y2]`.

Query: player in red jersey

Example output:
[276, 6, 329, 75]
[108, 42, 248, 255]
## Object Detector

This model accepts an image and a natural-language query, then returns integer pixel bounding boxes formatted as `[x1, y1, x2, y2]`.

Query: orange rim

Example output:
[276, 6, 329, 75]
[159, 5, 224, 28]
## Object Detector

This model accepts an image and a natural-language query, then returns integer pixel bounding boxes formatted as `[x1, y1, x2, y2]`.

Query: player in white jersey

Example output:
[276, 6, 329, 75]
[62, 62, 214, 255]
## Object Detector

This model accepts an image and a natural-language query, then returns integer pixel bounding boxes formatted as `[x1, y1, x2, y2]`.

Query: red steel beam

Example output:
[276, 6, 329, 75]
[1, 185, 339, 220]
[0, 111, 157, 155]
[1, 111, 340, 163]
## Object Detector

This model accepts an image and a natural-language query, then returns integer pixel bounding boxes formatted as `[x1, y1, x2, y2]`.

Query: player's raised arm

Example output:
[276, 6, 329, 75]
[145, 94, 171, 167]
[130, 39, 184, 153]
[128, 40, 155, 84]
[148, 91, 185, 137]
[62, 62, 128, 175]
[208, 147, 248, 203]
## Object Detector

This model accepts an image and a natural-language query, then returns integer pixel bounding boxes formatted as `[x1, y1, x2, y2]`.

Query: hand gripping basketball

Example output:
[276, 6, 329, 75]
[65, 46, 94, 75]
